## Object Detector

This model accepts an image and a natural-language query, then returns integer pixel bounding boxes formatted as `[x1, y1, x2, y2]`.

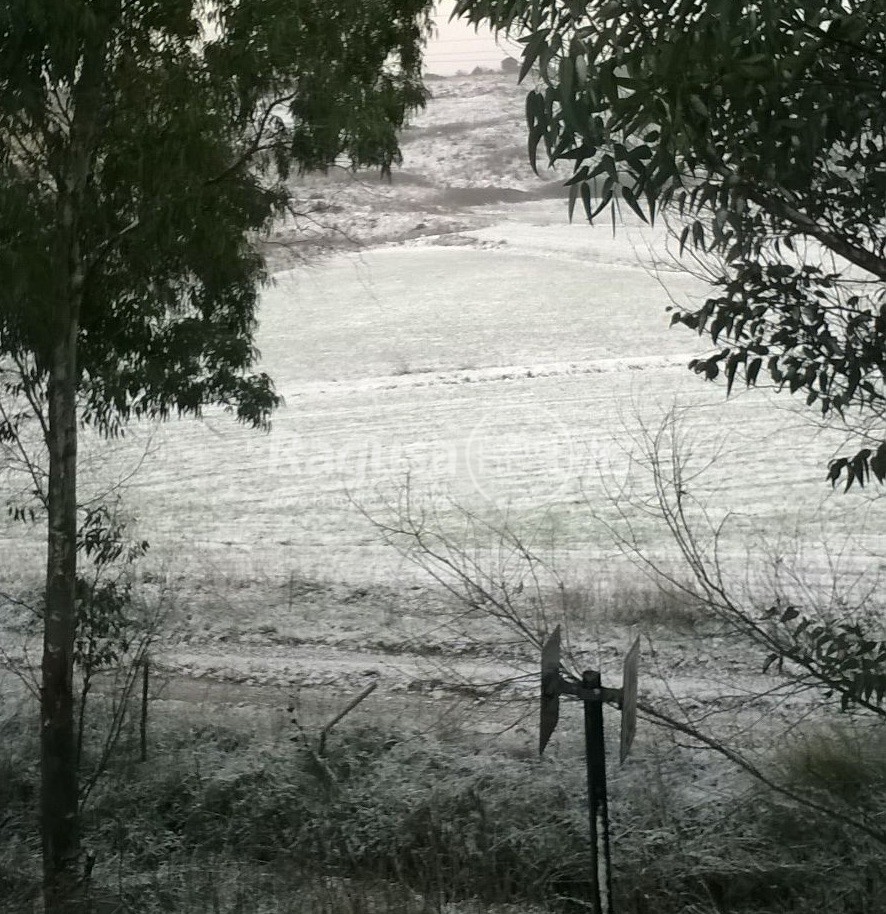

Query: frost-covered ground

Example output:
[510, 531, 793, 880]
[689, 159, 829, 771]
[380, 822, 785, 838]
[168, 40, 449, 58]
[1, 73, 880, 757]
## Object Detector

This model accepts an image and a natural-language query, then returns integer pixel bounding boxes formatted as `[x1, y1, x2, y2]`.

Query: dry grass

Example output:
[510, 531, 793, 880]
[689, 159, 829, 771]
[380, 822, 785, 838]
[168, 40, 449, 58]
[3, 684, 886, 914]
[2, 68, 884, 914]
[553, 576, 701, 630]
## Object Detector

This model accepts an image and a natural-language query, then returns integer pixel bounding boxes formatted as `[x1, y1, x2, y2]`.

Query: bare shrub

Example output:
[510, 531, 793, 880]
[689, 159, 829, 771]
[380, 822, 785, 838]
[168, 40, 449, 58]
[358, 407, 886, 853]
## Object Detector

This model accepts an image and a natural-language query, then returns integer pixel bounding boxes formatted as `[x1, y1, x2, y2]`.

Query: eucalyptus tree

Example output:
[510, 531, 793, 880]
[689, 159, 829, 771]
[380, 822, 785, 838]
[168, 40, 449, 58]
[455, 0, 886, 486]
[0, 0, 432, 908]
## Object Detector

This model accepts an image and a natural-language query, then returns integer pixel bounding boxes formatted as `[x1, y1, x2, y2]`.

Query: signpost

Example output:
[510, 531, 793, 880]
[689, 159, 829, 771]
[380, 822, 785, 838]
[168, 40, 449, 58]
[583, 668, 613, 912]
[538, 626, 640, 914]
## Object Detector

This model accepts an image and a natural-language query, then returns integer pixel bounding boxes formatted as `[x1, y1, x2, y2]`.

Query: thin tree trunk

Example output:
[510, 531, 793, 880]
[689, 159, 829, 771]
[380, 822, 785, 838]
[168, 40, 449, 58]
[42, 311, 81, 913]
[41, 28, 104, 907]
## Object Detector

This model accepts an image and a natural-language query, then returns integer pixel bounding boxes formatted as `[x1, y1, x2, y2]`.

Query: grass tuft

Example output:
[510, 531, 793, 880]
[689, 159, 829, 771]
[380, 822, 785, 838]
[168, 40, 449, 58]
[555, 576, 701, 630]
[775, 724, 886, 805]
[4, 706, 886, 912]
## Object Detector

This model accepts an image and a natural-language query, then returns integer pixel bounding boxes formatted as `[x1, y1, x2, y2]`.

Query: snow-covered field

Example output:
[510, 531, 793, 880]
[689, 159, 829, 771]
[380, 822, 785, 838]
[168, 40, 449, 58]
[1, 73, 880, 734]
[99, 221, 864, 584]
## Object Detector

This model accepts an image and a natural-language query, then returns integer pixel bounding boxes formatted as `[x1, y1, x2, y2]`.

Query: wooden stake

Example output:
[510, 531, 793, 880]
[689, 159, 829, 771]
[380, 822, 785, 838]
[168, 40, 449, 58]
[139, 654, 149, 763]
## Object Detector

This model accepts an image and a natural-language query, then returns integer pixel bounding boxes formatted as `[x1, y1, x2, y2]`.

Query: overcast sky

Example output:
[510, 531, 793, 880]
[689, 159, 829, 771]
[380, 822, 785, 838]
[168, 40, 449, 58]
[425, 1, 522, 74]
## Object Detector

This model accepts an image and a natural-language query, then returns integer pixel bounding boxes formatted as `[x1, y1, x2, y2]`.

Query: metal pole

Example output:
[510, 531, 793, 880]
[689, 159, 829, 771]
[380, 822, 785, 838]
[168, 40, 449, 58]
[583, 670, 614, 914]
[140, 654, 149, 763]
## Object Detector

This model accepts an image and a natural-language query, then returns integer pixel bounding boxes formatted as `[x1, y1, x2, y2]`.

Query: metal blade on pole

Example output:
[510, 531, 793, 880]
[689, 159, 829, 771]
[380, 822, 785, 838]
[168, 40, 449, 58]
[539, 625, 561, 755]
[535, 628, 640, 913]
[619, 637, 640, 764]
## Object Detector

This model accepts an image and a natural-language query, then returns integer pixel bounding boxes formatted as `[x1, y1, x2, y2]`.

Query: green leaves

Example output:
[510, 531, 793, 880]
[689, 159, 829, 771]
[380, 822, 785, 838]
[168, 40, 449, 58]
[519, 27, 551, 83]
[762, 603, 886, 719]
[458, 0, 886, 488]
[73, 503, 149, 677]
[526, 90, 548, 175]
[827, 443, 886, 491]
[1, 0, 434, 432]
[620, 184, 647, 223]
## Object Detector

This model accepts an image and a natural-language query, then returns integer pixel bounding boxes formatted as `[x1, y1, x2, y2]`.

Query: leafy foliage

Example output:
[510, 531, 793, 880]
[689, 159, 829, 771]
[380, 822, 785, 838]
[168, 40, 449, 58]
[454, 0, 886, 485]
[0, 2, 433, 905]
[74, 503, 149, 677]
[763, 602, 886, 715]
[0, 0, 433, 432]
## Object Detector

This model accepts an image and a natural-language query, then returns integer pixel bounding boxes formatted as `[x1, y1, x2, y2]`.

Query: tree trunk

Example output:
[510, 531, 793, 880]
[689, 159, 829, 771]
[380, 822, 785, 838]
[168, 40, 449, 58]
[42, 309, 81, 913]
[41, 29, 102, 907]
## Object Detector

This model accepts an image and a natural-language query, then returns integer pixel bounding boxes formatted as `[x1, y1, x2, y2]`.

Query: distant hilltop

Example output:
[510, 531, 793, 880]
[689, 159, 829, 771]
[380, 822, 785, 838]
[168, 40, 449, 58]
[426, 57, 520, 80]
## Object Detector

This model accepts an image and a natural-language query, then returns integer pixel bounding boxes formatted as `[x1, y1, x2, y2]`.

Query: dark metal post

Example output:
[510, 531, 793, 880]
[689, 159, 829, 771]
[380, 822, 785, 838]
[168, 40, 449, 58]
[583, 670, 614, 914]
[140, 654, 149, 762]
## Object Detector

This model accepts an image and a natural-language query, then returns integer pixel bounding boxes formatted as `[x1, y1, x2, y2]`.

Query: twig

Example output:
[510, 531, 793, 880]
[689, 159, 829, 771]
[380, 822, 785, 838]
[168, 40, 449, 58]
[318, 681, 378, 756]
[638, 699, 886, 846]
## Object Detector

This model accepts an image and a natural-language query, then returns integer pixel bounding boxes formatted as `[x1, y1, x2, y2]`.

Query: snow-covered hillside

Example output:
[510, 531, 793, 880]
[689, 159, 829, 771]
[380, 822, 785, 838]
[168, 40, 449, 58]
[0, 72, 876, 710]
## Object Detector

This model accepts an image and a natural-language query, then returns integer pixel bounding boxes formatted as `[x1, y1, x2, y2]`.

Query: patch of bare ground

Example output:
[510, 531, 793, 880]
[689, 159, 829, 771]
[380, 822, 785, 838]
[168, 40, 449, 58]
[257, 72, 564, 269]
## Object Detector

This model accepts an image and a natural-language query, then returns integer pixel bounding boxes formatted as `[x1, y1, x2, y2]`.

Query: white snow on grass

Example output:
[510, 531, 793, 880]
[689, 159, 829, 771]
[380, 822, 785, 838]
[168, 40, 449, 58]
[0, 72, 877, 644]
[35, 223, 864, 599]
